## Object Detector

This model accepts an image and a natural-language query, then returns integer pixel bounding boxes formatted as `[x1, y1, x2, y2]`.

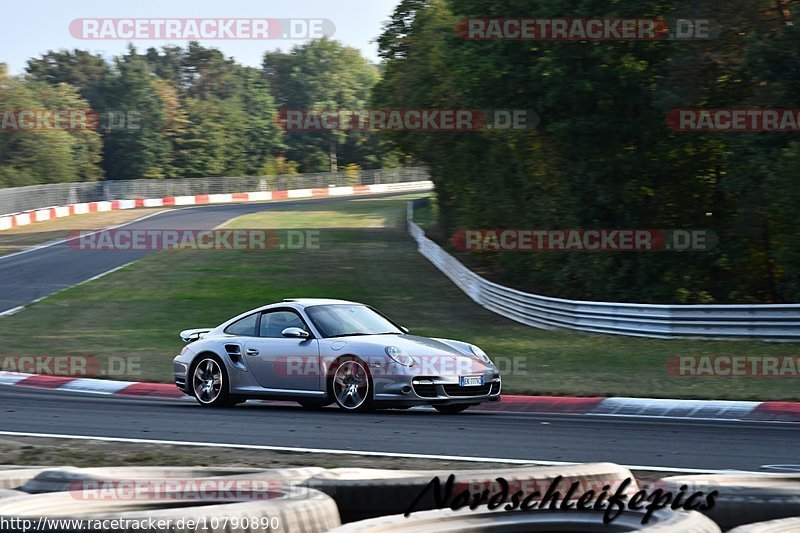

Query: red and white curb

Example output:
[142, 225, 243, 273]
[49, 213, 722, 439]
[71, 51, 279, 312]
[0, 372, 185, 399]
[478, 395, 800, 422]
[1, 372, 798, 422]
[0, 181, 433, 231]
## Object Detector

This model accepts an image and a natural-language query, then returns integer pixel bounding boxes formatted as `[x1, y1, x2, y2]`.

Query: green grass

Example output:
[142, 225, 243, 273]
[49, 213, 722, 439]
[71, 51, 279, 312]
[1, 194, 798, 400]
[222, 195, 409, 229]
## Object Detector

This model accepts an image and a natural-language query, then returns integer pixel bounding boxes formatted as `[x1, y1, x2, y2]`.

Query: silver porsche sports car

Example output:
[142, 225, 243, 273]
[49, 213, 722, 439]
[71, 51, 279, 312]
[173, 299, 501, 414]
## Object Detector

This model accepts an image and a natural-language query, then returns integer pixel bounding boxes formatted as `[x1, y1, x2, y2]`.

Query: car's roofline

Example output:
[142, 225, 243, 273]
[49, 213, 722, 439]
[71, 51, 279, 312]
[281, 298, 363, 308]
[239, 299, 365, 315]
[212, 299, 367, 332]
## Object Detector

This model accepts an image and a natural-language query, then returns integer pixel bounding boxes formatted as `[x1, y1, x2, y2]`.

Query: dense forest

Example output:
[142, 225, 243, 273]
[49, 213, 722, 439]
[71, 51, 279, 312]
[0, 39, 395, 186]
[375, 0, 800, 304]
[1, 0, 799, 304]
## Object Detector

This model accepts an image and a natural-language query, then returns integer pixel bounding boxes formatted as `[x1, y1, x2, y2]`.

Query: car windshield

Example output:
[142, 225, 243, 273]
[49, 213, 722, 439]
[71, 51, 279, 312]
[305, 305, 403, 338]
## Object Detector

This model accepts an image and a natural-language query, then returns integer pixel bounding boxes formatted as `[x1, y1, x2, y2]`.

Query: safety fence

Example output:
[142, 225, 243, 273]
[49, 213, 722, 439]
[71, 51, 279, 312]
[0, 168, 428, 216]
[407, 198, 800, 340]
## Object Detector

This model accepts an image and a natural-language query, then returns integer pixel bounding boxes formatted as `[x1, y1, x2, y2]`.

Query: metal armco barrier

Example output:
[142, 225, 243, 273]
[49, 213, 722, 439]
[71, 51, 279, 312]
[407, 198, 800, 340]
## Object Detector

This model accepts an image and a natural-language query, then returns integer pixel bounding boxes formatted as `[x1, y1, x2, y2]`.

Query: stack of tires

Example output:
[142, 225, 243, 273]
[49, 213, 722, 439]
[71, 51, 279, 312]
[0, 464, 796, 531]
[0, 465, 340, 532]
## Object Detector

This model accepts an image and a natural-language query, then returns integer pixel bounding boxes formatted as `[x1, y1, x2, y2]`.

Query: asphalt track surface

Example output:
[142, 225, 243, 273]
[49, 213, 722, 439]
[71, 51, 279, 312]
[0, 194, 403, 315]
[1, 387, 797, 472]
[1, 194, 798, 473]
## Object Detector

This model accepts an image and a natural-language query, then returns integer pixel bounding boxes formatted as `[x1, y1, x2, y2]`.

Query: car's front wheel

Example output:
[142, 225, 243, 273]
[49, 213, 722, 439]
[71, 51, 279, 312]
[191, 355, 236, 408]
[330, 357, 373, 412]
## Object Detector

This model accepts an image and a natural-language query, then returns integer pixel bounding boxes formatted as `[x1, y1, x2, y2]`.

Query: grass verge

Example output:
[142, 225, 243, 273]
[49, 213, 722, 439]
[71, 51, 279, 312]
[0, 436, 671, 480]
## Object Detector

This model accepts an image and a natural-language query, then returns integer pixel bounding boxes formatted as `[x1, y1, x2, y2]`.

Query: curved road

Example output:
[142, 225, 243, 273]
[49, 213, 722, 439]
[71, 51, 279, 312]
[0, 194, 399, 314]
[0, 387, 797, 472]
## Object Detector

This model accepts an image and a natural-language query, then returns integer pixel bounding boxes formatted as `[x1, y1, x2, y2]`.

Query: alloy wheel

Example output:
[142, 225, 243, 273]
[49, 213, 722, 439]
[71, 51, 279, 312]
[193, 358, 223, 405]
[333, 360, 370, 410]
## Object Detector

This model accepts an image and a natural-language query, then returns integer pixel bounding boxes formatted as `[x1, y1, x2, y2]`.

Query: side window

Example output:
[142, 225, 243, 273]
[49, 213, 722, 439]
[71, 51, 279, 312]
[260, 310, 305, 338]
[224, 313, 258, 336]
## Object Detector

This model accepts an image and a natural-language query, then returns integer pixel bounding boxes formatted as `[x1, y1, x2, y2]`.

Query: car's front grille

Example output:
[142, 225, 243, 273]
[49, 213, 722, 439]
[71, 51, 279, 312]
[443, 383, 492, 397]
[490, 382, 500, 394]
[413, 383, 437, 398]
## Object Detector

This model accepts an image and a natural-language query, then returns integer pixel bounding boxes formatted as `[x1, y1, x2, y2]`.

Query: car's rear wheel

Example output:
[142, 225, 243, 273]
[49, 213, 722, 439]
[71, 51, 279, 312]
[433, 404, 471, 415]
[191, 355, 236, 408]
[331, 358, 373, 412]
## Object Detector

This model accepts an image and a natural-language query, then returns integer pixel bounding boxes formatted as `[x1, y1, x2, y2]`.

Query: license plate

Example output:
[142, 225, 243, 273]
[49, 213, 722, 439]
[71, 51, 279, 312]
[460, 375, 484, 387]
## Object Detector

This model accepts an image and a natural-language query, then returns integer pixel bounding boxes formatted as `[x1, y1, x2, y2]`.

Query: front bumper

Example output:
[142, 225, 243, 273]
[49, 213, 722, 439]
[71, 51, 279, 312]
[173, 358, 189, 393]
[374, 372, 501, 406]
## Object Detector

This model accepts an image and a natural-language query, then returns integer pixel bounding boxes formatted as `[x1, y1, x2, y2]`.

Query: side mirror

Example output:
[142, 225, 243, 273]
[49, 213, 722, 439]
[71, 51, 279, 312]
[400, 326, 410, 333]
[282, 327, 310, 339]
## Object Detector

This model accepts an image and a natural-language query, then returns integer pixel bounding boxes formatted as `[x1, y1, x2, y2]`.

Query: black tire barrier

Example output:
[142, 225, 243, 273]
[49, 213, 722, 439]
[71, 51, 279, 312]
[21, 466, 323, 494]
[303, 462, 639, 523]
[0, 469, 47, 490]
[657, 474, 800, 530]
[326, 506, 721, 532]
[0, 485, 340, 532]
[729, 517, 800, 532]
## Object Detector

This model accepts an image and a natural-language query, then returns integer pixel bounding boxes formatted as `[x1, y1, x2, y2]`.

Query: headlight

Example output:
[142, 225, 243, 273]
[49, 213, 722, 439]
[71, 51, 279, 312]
[469, 344, 493, 364]
[385, 346, 414, 367]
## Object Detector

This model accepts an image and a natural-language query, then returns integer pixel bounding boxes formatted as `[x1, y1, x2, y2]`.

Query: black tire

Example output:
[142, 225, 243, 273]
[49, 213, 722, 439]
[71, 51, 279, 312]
[0, 468, 45, 490]
[303, 462, 639, 523]
[190, 354, 236, 408]
[0, 485, 341, 533]
[729, 517, 800, 532]
[329, 356, 374, 413]
[326, 507, 719, 532]
[433, 404, 471, 415]
[21, 466, 267, 494]
[657, 474, 800, 531]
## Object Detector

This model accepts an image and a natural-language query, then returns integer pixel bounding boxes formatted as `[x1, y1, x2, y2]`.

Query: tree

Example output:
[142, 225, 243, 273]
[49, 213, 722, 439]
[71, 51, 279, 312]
[263, 38, 380, 172]
[101, 46, 172, 180]
[26, 49, 111, 110]
[0, 64, 103, 186]
[375, 0, 800, 303]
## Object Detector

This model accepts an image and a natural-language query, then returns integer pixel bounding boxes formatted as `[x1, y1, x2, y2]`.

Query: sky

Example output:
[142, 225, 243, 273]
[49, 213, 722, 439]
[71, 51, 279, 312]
[1, 0, 399, 74]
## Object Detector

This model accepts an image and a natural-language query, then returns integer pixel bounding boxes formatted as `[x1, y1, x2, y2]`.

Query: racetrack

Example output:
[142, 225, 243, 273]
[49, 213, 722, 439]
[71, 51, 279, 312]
[2, 192, 798, 475]
[0, 194, 403, 315]
[1, 386, 797, 473]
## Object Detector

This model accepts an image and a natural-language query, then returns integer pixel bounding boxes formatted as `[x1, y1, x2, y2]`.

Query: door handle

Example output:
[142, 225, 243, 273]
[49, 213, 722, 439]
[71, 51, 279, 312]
[246, 348, 259, 356]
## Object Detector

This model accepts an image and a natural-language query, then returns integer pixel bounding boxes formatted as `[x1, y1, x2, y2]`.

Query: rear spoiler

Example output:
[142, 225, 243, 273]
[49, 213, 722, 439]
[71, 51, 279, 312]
[180, 328, 213, 344]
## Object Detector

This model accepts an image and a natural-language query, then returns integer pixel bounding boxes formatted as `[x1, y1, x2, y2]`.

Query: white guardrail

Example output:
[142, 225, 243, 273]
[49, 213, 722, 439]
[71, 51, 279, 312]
[407, 198, 800, 340]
